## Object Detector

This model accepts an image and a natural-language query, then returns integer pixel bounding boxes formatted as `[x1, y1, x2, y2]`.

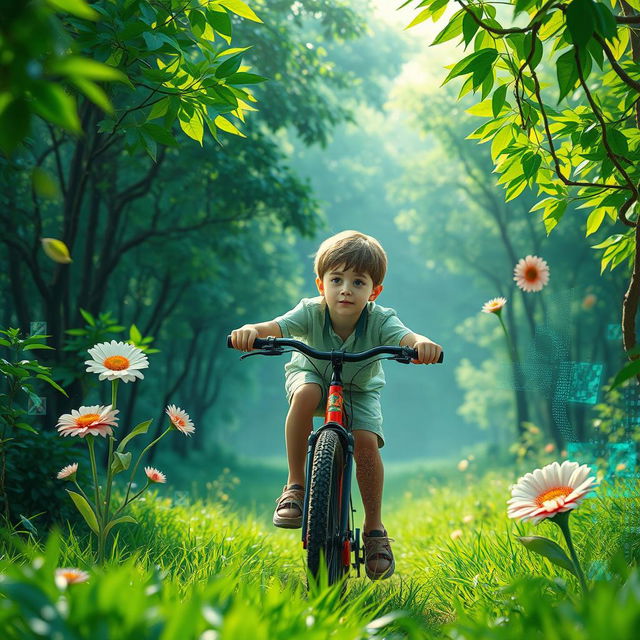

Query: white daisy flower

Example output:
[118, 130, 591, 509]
[85, 340, 149, 383]
[56, 405, 119, 438]
[507, 460, 597, 525]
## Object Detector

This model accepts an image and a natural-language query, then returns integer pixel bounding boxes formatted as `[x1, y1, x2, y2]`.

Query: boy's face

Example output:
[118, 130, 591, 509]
[316, 264, 383, 324]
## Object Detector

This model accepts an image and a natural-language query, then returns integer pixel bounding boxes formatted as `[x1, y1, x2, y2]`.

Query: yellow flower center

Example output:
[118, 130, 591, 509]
[60, 570, 81, 581]
[76, 414, 100, 427]
[535, 486, 571, 507]
[103, 355, 129, 370]
[524, 266, 539, 282]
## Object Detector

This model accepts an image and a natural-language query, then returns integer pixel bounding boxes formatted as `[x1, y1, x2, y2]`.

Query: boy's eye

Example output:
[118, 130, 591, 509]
[354, 280, 364, 286]
[331, 277, 341, 284]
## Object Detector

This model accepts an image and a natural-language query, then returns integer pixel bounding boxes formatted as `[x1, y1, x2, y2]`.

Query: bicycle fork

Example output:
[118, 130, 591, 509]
[301, 425, 363, 575]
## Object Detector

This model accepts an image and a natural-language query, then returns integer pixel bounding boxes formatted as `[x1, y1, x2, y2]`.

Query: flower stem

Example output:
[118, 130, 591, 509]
[86, 437, 101, 521]
[114, 481, 150, 517]
[497, 313, 518, 361]
[553, 511, 589, 594]
[123, 425, 172, 504]
[111, 379, 118, 411]
[101, 379, 119, 562]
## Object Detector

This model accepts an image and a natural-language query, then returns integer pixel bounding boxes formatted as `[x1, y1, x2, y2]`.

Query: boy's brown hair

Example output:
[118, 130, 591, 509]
[313, 230, 387, 287]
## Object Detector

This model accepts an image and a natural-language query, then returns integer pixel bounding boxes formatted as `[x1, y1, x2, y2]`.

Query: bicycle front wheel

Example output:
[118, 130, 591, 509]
[306, 429, 347, 586]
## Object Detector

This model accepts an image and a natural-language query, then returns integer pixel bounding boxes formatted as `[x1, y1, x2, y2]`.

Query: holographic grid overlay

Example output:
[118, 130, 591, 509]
[491, 289, 610, 442]
[30, 321, 47, 336]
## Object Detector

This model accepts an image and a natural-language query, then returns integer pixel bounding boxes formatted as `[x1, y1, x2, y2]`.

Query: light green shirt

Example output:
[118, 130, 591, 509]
[273, 296, 412, 392]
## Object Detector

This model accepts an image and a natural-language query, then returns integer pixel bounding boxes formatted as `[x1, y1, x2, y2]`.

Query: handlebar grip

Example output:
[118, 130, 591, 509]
[438, 351, 444, 363]
[227, 335, 268, 349]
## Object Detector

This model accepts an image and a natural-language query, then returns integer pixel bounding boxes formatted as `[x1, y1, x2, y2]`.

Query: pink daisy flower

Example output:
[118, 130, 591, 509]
[56, 405, 119, 438]
[145, 466, 166, 484]
[513, 255, 550, 292]
[507, 460, 597, 525]
[165, 404, 195, 436]
[55, 568, 89, 587]
[481, 297, 507, 315]
[57, 462, 78, 480]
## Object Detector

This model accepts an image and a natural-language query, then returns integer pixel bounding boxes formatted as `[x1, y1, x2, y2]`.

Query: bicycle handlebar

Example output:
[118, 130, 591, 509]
[226, 335, 444, 364]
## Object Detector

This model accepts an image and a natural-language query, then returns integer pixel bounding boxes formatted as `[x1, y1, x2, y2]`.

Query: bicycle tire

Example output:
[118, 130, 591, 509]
[306, 429, 347, 586]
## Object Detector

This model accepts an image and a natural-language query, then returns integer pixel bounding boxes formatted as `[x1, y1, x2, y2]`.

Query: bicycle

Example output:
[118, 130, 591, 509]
[226, 334, 443, 587]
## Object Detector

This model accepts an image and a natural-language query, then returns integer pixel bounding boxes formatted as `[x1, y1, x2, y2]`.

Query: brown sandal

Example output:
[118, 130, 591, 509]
[362, 529, 395, 580]
[272, 484, 305, 529]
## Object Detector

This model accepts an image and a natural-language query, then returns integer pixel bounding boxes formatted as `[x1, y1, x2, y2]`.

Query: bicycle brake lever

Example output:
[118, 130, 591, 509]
[239, 349, 286, 360]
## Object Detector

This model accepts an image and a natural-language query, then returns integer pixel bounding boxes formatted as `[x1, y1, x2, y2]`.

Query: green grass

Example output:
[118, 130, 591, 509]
[1, 460, 639, 639]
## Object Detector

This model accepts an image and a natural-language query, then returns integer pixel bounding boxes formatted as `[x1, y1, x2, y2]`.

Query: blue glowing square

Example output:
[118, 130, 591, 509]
[567, 362, 603, 404]
[566, 441, 637, 484]
[606, 324, 622, 340]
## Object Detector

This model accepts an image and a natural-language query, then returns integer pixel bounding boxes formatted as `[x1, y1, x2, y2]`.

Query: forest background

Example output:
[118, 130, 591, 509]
[0, 0, 630, 520]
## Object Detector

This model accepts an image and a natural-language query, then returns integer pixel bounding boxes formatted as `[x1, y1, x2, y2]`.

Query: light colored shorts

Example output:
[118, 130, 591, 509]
[285, 371, 385, 448]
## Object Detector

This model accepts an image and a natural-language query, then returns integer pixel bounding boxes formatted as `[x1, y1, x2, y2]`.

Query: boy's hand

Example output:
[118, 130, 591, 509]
[230, 325, 259, 352]
[412, 339, 442, 365]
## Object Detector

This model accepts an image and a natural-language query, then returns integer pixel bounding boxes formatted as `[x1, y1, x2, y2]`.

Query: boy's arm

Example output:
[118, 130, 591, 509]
[400, 332, 442, 365]
[230, 320, 282, 352]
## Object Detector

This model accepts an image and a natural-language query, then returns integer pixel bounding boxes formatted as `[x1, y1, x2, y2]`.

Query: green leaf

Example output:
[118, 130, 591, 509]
[556, 49, 579, 103]
[208, 9, 233, 39]
[566, 0, 595, 47]
[104, 515, 137, 538]
[14, 422, 38, 434]
[31, 84, 81, 133]
[586, 208, 606, 236]
[65, 328, 87, 336]
[492, 84, 508, 117]
[431, 10, 465, 46]
[611, 358, 640, 389]
[46, 0, 99, 20]
[179, 108, 204, 144]
[130, 324, 142, 343]
[544, 200, 567, 234]
[66, 490, 99, 534]
[116, 419, 153, 453]
[215, 53, 244, 79]
[50, 57, 129, 84]
[214, 115, 245, 137]
[517, 536, 577, 576]
[79, 308, 95, 326]
[35, 374, 68, 396]
[70, 77, 112, 113]
[592, 2, 617, 39]
[148, 97, 170, 120]
[22, 344, 54, 351]
[607, 128, 629, 156]
[523, 33, 543, 69]
[444, 49, 498, 84]
[218, 0, 263, 23]
[522, 153, 542, 180]
[111, 451, 132, 474]
[142, 123, 177, 147]
[406, 7, 432, 30]
[462, 10, 480, 47]
[225, 72, 268, 85]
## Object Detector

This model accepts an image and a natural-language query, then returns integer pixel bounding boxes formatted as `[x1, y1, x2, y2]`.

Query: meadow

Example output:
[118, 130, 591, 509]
[2, 455, 638, 639]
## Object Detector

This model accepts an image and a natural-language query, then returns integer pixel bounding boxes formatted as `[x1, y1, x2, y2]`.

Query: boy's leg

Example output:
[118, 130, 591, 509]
[284, 383, 322, 488]
[353, 429, 385, 534]
[354, 429, 394, 579]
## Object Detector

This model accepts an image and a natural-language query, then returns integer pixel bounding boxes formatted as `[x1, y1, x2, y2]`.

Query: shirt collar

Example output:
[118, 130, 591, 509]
[323, 303, 369, 345]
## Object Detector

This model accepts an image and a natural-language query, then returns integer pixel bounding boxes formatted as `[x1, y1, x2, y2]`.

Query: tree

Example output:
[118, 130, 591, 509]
[390, 70, 626, 445]
[404, 0, 640, 380]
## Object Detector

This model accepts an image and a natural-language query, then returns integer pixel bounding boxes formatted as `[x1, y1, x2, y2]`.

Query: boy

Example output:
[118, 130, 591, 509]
[230, 230, 442, 580]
